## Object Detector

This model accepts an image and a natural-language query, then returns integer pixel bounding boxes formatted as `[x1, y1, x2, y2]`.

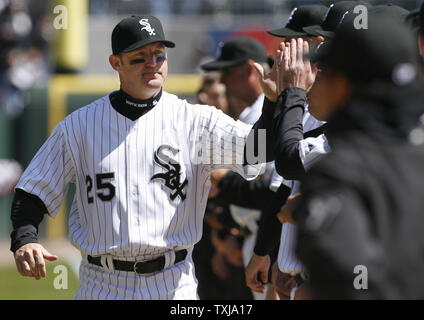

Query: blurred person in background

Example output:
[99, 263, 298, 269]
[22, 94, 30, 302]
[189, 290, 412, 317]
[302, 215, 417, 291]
[196, 73, 229, 114]
[201, 36, 277, 300]
[0, 0, 50, 117]
[271, 6, 424, 299]
[0, 159, 22, 197]
[192, 73, 252, 299]
[251, 2, 416, 300]
[202, 37, 269, 123]
[418, 3, 424, 62]
[294, 14, 424, 299]
[245, 4, 329, 300]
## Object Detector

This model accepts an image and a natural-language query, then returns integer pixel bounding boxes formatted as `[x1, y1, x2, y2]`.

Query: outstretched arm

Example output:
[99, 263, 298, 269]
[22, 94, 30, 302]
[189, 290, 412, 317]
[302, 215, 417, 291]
[273, 39, 319, 180]
[211, 170, 274, 210]
[11, 189, 58, 279]
[273, 88, 307, 180]
[10, 121, 74, 279]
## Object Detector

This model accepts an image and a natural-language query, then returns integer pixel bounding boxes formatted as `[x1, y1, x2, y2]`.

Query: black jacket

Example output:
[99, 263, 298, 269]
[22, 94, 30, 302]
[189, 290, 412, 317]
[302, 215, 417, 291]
[294, 83, 424, 299]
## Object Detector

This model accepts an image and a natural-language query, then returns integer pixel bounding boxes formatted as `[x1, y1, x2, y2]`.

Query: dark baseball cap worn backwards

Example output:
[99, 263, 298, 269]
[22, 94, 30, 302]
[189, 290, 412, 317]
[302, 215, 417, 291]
[267, 4, 328, 37]
[112, 15, 175, 55]
[200, 36, 268, 71]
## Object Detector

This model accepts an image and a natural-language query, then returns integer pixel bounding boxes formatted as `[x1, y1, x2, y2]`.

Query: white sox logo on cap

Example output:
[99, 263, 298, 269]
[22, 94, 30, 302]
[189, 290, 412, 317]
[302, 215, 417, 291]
[287, 7, 298, 23]
[139, 18, 156, 36]
[323, 4, 335, 22]
[338, 10, 350, 27]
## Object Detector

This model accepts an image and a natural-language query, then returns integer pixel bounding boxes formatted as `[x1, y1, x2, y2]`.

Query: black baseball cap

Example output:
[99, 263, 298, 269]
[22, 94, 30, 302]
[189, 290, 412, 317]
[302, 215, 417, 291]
[309, 40, 331, 67]
[112, 15, 175, 55]
[267, 5, 328, 37]
[200, 37, 268, 71]
[303, 1, 372, 38]
[309, 15, 417, 86]
[405, 8, 420, 32]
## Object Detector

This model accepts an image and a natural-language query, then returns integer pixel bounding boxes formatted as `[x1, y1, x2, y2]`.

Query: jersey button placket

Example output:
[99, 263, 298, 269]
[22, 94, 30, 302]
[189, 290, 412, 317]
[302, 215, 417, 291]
[127, 124, 140, 227]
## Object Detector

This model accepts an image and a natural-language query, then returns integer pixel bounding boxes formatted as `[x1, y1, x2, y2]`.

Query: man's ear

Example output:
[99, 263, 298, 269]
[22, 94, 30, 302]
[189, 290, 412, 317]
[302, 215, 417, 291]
[332, 73, 352, 108]
[246, 59, 259, 76]
[109, 54, 122, 71]
[418, 35, 424, 58]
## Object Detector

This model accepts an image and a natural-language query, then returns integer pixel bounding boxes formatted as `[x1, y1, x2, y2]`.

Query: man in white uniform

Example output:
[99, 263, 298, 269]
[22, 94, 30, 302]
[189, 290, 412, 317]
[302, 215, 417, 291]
[10, 15, 274, 300]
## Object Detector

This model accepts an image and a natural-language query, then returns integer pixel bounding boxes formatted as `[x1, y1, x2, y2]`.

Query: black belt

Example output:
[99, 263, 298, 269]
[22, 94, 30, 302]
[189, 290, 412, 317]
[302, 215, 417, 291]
[87, 249, 188, 274]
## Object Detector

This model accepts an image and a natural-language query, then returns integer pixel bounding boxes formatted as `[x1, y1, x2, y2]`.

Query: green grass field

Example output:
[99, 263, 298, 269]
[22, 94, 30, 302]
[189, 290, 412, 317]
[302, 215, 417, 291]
[0, 260, 79, 300]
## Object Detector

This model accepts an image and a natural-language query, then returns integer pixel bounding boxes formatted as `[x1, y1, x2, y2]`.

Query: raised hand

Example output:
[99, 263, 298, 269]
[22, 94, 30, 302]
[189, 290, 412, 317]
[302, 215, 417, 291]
[277, 38, 318, 93]
[251, 53, 280, 102]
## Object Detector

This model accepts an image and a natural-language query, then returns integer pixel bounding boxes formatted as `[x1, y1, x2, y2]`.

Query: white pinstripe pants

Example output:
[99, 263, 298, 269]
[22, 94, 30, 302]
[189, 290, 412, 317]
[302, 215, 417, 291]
[74, 253, 199, 300]
[278, 223, 305, 274]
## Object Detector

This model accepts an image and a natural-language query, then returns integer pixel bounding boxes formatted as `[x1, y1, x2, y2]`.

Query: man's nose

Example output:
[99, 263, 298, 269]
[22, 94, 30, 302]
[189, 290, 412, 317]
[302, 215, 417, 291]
[145, 55, 157, 67]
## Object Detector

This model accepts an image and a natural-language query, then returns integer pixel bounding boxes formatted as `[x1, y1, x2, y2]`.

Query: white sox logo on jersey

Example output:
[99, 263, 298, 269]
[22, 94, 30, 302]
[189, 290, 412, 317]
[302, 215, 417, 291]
[150, 145, 188, 201]
[139, 18, 156, 36]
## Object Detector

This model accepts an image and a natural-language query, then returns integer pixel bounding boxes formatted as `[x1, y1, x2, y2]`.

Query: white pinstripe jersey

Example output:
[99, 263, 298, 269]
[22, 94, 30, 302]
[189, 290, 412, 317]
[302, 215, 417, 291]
[16, 91, 263, 261]
[276, 108, 330, 274]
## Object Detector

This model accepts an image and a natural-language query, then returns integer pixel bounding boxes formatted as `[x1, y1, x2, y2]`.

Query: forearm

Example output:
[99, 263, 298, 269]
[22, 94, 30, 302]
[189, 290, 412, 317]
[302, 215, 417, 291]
[274, 88, 307, 180]
[254, 184, 291, 256]
[10, 189, 47, 253]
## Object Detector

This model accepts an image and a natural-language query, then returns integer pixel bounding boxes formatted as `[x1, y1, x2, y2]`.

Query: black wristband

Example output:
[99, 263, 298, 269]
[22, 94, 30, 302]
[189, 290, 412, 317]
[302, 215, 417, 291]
[10, 189, 47, 253]
[10, 225, 39, 253]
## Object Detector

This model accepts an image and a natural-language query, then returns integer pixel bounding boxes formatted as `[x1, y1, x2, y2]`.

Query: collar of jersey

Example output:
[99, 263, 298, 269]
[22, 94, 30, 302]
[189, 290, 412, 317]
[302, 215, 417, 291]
[109, 89, 162, 121]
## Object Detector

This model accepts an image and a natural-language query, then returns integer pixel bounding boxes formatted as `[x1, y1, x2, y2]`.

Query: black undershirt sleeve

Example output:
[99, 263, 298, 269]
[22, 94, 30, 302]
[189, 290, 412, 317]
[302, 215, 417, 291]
[244, 97, 280, 165]
[216, 171, 274, 210]
[274, 87, 308, 180]
[253, 183, 291, 256]
[10, 188, 48, 253]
